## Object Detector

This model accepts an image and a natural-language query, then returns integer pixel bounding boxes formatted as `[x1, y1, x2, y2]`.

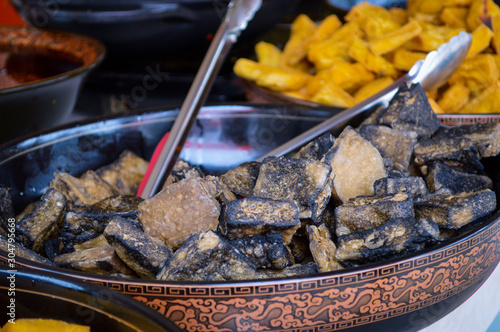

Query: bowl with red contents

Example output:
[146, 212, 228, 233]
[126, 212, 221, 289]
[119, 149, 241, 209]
[0, 26, 105, 143]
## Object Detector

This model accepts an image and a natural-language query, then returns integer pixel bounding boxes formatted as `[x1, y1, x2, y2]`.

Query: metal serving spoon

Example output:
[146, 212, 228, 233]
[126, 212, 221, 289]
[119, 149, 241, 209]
[138, 0, 262, 199]
[257, 31, 472, 161]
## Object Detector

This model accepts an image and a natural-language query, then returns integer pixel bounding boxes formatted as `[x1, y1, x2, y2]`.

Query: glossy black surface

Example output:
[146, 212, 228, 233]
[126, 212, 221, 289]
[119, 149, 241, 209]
[0, 267, 183, 331]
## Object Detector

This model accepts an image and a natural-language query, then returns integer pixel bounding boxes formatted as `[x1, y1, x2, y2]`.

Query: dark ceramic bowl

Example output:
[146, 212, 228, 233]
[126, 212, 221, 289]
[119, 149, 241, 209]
[10, 0, 299, 60]
[0, 105, 499, 332]
[0, 26, 105, 144]
[0, 267, 183, 331]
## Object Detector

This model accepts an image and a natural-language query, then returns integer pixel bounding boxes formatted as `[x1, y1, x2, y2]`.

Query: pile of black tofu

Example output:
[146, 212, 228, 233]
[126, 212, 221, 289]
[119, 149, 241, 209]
[0, 83, 498, 281]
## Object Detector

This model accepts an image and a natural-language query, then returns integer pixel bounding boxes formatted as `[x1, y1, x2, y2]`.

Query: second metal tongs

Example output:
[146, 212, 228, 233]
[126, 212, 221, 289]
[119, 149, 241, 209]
[257, 31, 472, 161]
[139, 0, 262, 199]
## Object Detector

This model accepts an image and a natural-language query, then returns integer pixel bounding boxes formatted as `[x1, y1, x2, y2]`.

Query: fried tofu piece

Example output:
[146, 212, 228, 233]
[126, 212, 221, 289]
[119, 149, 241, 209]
[0, 186, 14, 235]
[359, 124, 418, 168]
[54, 245, 137, 276]
[73, 235, 109, 251]
[369, 19, 423, 55]
[293, 132, 335, 161]
[104, 217, 172, 279]
[335, 217, 424, 266]
[323, 126, 387, 203]
[253, 156, 332, 221]
[378, 83, 441, 139]
[50, 171, 116, 207]
[414, 218, 442, 244]
[157, 231, 259, 281]
[448, 54, 499, 96]
[255, 41, 282, 67]
[310, 83, 357, 108]
[263, 262, 319, 278]
[306, 224, 343, 272]
[436, 122, 500, 158]
[426, 162, 493, 193]
[229, 233, 294, 270]
[353, 76, 395, 102]
[203, 175, 237, 204]
[220, 161, 260, 197]
[138, 177, 220, 250]
[415, 189, 497, 229]
[392, 48, 427, 72]
[374, 176, 428, 198]
[15, 189, 68, 254]
[162, 159, 204, 189]
[84, 195, 143, 217]
[0, 235, 55, 266]
[335, 193, 414, 237]
[223, 197, 300, 245]
[349, 38, 399, 78]
[466, 24, 494, 59]
[95, 150, 148, 196]
[437, 83, 470, 113]
[61, 211, 126, 250]
[413, 137, 484, 175]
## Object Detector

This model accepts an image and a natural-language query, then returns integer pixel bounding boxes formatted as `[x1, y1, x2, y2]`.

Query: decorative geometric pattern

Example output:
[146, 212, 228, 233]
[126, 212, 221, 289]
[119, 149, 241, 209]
[1, 207, 499, 332]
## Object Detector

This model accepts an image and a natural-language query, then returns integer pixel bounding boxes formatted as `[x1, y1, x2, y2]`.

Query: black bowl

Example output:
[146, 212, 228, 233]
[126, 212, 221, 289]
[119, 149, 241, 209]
[0, 104, 499, 332]
[0, 267, 183, 331]
[0, 26, 105, 144]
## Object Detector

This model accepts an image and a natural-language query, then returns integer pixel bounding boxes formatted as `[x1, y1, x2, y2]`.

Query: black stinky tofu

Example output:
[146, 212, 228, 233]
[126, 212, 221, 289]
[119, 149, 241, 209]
[378, 83, 441, 139]
[334, 192, 414, 237]
[293, 132, 335, 161]
[50, 171, 116, 207]
[104, 217, 172, 279]
[162, 159, 204, 189]
[73, 235, 109, 251]
[413, 137, 484, 175]
[204, 175, 237, 204]
[335, 217, 424, 266]
[414, 218, 441, 245]
[84, 195, 143, 219]
[306, 224, 343, 272]
[157, 231, 259, 281]
[415, 189, 497, 229]
[262, 262, 319, 278]
[374, 176, 428, 198]
[253, 156, 332, 221]
[359, 124, 418, 169]
[425, 162, 493, 193]
[220, 161, 260, 197]
[224, 196, 300, 245]
[0, 235, 55, 266]
[61, 211, 141, 250]
[0, 186, 14, 235]
[435, 122, 500, 158]
[53, 245, 137, 277]
[95, 150, 149, 196]
[16, 188, 68, 254]
[229, 233, 294, 270]
[323, 126, 387, 203]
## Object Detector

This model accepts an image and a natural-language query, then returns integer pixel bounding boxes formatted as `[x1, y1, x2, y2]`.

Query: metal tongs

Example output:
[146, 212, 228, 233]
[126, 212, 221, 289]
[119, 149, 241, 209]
[257, 31, 473, 161]
[139, 0, 262, 199]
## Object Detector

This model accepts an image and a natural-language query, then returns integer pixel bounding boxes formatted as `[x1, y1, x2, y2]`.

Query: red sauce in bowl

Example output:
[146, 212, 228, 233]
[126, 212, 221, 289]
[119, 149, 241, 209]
[0, 51, 82, 89]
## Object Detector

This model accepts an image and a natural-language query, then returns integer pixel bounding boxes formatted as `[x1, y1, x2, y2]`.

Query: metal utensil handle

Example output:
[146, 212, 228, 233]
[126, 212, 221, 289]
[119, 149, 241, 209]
[140, 0, 262, 199]
[256, 61, 423, 161]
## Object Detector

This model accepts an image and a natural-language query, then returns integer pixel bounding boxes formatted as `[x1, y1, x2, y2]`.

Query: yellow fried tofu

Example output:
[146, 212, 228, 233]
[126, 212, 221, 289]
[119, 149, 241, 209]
[255, 41, 281, 67]
[329, 62, 376, 92]
[1, 319, 89, 332]
[280, 14, 317, 66]
[329, 20, 364, 43]
[311, 83, 356, 108]
[369, 19, 423, 55]
[442, 0, 474, 6]
[349, 38, 399, 77]
[389, 8, 408, 25]
[458, 81, 500, 113]
[466, 24, 494, 58]
[393, 47, 427, 71]
[427, 97, 444, 114]
[310, 14, 342, 43]
[307, 40, 351, 70]
[466, 0, 500, 31]
[449, 54, 499, 95]
[404, 21, 463, 52]
[491, 14, 500, 52]
[440, 7, 468, 29]
[437, 83, 471, 113]
[354, 76, 394, 103]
